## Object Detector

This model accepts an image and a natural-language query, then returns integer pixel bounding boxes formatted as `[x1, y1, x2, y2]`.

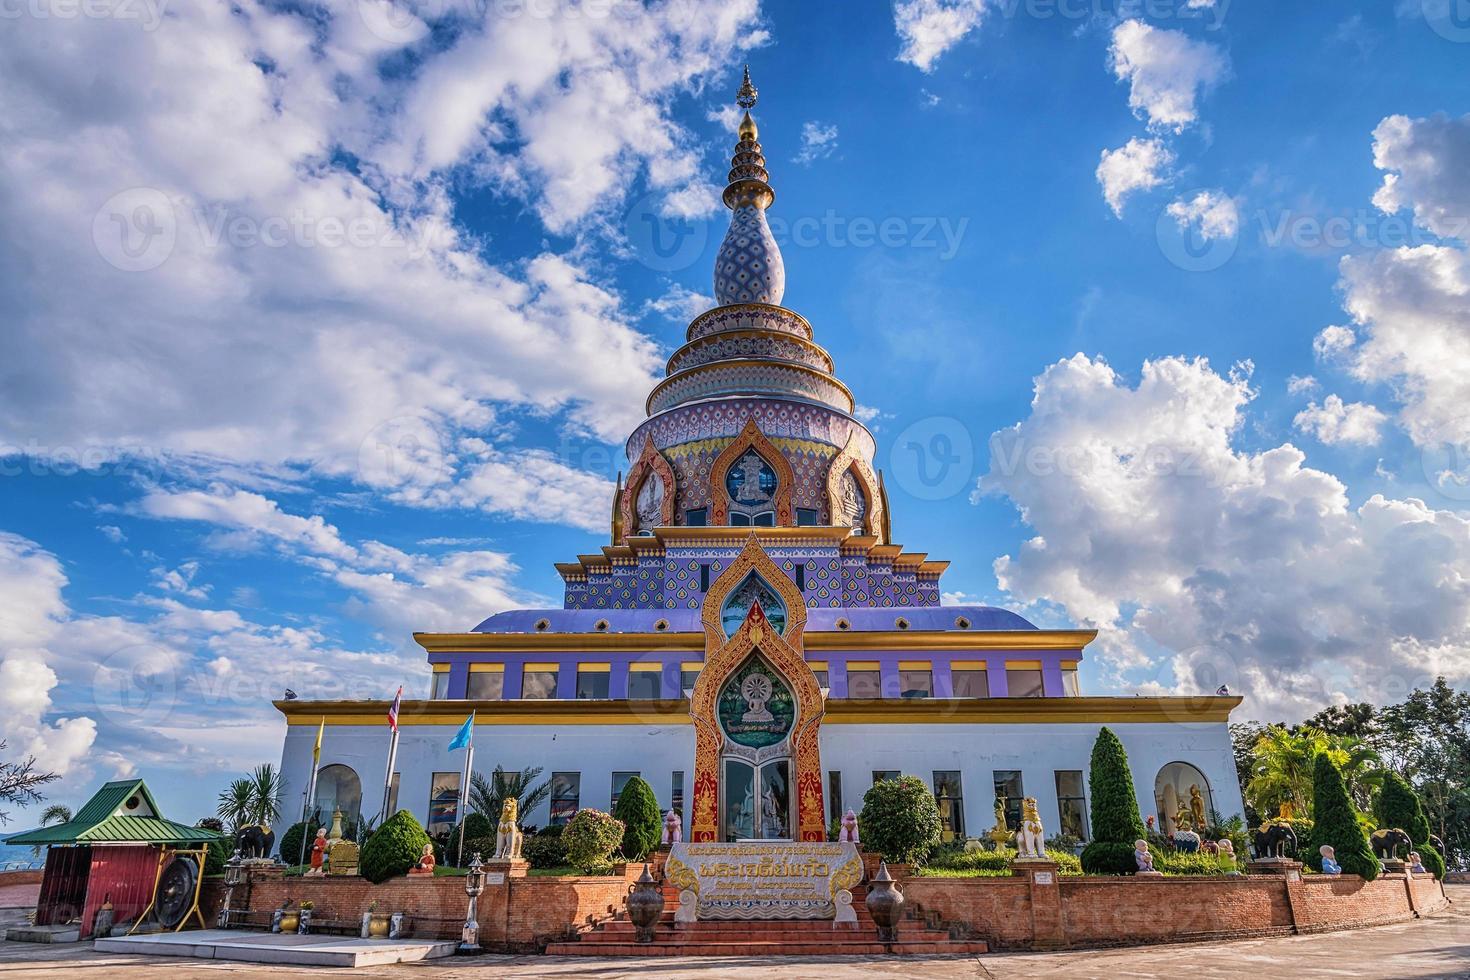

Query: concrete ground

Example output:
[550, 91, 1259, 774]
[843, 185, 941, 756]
[0, 885, 1463, 979]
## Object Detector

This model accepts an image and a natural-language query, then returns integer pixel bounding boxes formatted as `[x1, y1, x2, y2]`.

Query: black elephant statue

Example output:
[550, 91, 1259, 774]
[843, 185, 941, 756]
[235, 824, 276, 860]
[1252, 823, 1297, 860]
[1429, 833, 1445, 855]
[1370, 828, 1412, 862]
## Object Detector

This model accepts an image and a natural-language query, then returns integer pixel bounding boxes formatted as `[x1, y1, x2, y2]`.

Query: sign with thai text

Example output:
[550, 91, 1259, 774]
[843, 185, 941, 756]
[665, 841, 863, 920]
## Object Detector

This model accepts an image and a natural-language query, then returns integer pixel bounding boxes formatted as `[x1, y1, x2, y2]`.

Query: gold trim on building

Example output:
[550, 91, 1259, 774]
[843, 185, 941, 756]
[416, 628, 1099, 653]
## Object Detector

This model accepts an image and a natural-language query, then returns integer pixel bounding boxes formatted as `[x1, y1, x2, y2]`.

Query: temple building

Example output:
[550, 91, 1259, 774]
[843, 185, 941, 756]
[275, 70, 1244, 847]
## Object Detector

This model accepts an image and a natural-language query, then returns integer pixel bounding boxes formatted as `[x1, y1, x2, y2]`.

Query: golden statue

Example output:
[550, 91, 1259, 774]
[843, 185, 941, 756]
[494, 797, 522, 860]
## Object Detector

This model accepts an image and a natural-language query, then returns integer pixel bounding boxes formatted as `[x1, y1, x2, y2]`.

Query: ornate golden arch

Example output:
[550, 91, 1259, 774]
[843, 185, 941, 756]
[688, 535, 824, 842]
[825, 432, 885, 542]
[619, 435, 677, 540]
[708, 419, 796, 527]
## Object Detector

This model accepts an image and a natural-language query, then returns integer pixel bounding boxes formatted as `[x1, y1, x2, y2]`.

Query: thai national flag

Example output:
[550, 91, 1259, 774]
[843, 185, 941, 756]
[387, 686, 402, 732]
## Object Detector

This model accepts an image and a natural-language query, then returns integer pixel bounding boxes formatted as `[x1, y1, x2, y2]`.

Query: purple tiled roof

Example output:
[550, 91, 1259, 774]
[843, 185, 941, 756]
[470, 605, 1037, 634]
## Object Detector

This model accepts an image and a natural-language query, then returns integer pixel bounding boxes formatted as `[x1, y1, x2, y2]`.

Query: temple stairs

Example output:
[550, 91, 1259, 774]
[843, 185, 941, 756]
[544, 879, 989, 957]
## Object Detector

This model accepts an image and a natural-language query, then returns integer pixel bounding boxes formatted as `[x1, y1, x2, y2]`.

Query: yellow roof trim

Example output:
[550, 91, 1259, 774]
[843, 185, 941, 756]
[415, 628, 1097, 654]
[952, 660, 987, 670]
[898, 660, 932, 671]
[629, 662, 664, 672]
[847, 661, 880, 671]
[577, 663, 611, 672]
[523, 662, 559, 673]
[1006, 660, 1043, 670]
[468, 663, 504, 673]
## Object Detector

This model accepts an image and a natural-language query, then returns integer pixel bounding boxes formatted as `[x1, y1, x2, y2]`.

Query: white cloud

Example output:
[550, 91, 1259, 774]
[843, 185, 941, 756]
[1370, 112, 1470, 240]
[0, 1, 765, 522]
[1314, 324, 1357, 359]
[1286, 375, 1319, 396]
[894, 0, 987, 73]
[1166, 190, 1240, 241]
[152, 561, 212, 600]
[793, 121, 840, 166]
[1292, 395, 1388, 447]
[978, 354, 1470, 719]
[1096, 138, 1175, 217]
[1108, 20, 1229, 133]
[645, 283, 714, 322]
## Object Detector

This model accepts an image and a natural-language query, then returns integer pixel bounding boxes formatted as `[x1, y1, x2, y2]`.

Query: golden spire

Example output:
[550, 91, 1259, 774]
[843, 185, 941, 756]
[736, 64, 758, 109]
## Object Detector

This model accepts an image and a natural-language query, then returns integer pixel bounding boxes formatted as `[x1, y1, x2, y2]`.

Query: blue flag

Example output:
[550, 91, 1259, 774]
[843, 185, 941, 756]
[448, 712, 474, 751]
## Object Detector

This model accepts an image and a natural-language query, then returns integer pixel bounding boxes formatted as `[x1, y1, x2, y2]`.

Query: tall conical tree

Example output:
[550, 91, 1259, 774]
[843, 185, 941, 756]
[1379, 772, 1445, 879]
[1309, 753, 1377, 880]
[611, 776, 662, 862]
[1081, 727, 1148, 874]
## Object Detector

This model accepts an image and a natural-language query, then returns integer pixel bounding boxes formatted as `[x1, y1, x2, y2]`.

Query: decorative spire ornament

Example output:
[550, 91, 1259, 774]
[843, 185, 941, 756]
[713, 66, 786, 307]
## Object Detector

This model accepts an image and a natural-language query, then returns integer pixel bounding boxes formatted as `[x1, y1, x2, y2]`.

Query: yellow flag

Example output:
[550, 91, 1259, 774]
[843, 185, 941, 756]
[312, 717, 324, 764]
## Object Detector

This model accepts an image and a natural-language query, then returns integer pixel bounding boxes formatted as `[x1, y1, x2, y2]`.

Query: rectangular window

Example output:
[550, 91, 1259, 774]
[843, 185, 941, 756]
[628, 665, 662, 699]
[847, 667, 882, 698]
[672, 771, 684, 819]
[1055, 770, 1089, 840]
[522, 664, 559, 699]
[899, 669, 933, 699]
[872, 770, 900, 784]
[1061, 666, 1081, 697]
[828, 771, 843, 826]
[933, 771, 965, 841]
[680, 664, 701, 696]
[611, 772, 638, 810]
[431, 671, 451, 699]
[952, 669, 989, 698]
[796, 507, 819, 525]
[576, 665, 610, 699]
[549, 772, 580, 826]
[685, 508, 707, 527]
[466, 670, 504, 700]
[427, 771, 461, 836]
[809, 663, 829, 689]
[994, 770, 1024, 831]
[1006, 668, 1045, 698]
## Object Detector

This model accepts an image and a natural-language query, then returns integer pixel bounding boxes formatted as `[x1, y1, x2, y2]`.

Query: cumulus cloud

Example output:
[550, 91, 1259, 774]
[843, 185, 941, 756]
[645, 283, 714, 322]
[1370, 112, 1470, 240]
[894, 0, 987, 73]
[1165, 190, 1240, 241]
[1286, 375, 1320, 396]
[793, 122, 840, 166]
[1097, 138, 1175, 217]
[1108, 20, 1229, 133]
[978, 355, 1470, 719]
[1292, 395, 1388, 447]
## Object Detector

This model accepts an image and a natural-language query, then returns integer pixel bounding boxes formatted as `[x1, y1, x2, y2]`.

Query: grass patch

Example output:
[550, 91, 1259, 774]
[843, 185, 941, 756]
[528, 865, 618, 877]
[914, 866, 1015, 878]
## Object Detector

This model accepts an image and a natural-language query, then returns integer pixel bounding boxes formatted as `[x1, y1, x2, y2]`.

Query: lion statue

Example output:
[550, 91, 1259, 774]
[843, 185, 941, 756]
[1016, 797, 1045, 858]
[494, 797, 522, 860]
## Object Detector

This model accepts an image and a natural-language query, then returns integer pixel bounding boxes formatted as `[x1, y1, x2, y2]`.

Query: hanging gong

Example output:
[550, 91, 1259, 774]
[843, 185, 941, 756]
[155, 854, 199, 930]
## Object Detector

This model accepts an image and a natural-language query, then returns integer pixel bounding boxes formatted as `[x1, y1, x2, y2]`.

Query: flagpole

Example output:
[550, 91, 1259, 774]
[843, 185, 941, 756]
[299, 717, 324, 867]
[381, 728, 399, 823]
[456, 713, 475, 868]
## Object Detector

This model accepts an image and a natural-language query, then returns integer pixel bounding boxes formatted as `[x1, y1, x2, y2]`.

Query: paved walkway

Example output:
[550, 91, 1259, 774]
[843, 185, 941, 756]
[0, 886, 1462, 978]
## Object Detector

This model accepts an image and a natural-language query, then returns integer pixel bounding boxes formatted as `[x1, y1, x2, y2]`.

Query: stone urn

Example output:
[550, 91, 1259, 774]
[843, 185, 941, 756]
[625, 863, 665, 944]
[865, 861, 905, 943]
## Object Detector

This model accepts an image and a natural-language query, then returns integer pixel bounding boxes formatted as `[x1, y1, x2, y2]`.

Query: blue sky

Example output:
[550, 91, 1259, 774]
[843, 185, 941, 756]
[2, 0, 1469, 823]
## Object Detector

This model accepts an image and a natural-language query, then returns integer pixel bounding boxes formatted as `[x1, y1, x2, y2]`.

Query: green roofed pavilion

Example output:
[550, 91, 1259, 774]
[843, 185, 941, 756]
[5, 779, 224, 847]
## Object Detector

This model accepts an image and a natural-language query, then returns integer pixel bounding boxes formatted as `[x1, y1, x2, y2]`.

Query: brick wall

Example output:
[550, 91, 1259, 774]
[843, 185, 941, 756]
[0, 870, 43, 887]
[905, 872, 1448, 951]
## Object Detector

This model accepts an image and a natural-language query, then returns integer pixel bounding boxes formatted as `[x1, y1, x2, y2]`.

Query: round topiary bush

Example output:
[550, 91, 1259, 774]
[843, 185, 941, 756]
[611, 776, 662, 861]
[1309, 753, 1376, 880]
[1081, 727, 1148, 875]
[859, 774, 942, 866]
[563, 809, 624, 874]
[446, 812, 495, 867]
[277, 821, 310, 865]
[524, 826, 569, 869]
[360, 810, 432, 883]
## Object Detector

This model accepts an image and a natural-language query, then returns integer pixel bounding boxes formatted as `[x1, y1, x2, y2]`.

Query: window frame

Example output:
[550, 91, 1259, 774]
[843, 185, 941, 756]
[933, 770, 965, 841]
[1054, 769, 1089, 841]
[549, 772, 581, 826]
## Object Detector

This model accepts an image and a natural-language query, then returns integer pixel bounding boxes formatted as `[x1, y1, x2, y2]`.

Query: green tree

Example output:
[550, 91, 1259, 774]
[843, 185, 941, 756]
[216, 779, 255, 832]
[28, 804, 72, 859]
[859, 774, 942, 866]
[247, 764, 283, 827]
[469, 766, 551, 825]
[1245, 725, 1342, 819]
[1080, 727, 1147, 875]
[1303, 703, 1381, 744]
[446, 812, 495, 866]
[610, 776, 661, 861]
[1379, 772, 1445, 879]
[360, 809, 432, 883]
[562, 809, 625, 874]
[1380, 678, 1470, 851]
[0, 741, 58, 827]
[1308, 753, 1377, 880]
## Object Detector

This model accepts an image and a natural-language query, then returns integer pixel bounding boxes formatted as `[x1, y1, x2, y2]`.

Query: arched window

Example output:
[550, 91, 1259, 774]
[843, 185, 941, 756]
[313, 763, 363, 827]
[725, 449, 779, 525]
[720, 572, 787, 637]
[1153, 761, 1213, 835]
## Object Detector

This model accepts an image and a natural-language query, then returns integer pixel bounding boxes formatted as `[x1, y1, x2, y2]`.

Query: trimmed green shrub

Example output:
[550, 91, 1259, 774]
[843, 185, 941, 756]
[277, 821, 310, 864]
[859, 774, 942, 866]
[610, 776, 662, 861]
[464, 836, 497, 861]
[524, 826, 569, 870]
[1379, 772, 1443, 879]
[360, 810, 432, 884]
[924, 846, 1082, 876]
[563, 809, 624, 874]
[1081, 727, 1147, 875]
[446, 813, 494, 867]
[1152, 851, 1225, 876]
[1309, 753, 1377, 880]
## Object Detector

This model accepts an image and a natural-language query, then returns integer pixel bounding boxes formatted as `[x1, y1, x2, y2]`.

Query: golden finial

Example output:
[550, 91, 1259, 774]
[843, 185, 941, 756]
[736, 65, 758, 109]
[738, 111, 758, 142]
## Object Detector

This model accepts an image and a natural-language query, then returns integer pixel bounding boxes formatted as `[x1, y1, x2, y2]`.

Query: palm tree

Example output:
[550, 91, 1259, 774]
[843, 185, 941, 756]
[217, 778, 254, 831]
[470, 766, 550, 825]
[28, 804, 71, 859]
[1333, 736, 1387, 813]
[247, 764, 283, 827]
[1246, 725, 1332, 819]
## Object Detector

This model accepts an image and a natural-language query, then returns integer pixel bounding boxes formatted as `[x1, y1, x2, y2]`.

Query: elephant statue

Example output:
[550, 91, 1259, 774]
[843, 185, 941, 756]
[1370, 828, 1412, 862]
[235, 824, 276, 860]
[1252, 823, 1298, 860]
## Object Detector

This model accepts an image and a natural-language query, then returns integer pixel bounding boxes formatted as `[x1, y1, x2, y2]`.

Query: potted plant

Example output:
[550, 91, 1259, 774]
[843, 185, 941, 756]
[274, 900, 299, 934]
[362, 899, 392, 938]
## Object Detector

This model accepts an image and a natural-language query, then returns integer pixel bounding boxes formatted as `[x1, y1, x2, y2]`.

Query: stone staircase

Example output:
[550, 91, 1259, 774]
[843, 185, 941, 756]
[544, 880, 988, 956]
